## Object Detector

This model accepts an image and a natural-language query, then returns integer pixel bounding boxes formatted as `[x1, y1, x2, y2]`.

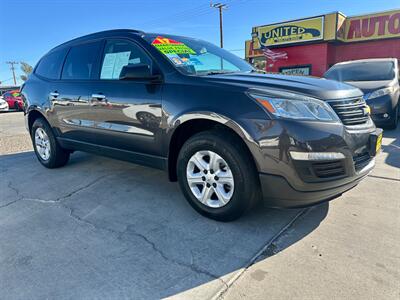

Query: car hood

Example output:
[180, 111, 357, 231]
[344, 80, 394, 93]
[205, 73, 363, 100]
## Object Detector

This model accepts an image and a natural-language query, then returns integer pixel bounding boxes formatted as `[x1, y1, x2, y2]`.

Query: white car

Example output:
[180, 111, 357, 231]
[0, 96, 9, 111]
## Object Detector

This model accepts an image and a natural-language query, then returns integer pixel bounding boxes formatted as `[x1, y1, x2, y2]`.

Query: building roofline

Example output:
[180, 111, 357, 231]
[346, 8, 400, 18]
[252, 8, 400, 29]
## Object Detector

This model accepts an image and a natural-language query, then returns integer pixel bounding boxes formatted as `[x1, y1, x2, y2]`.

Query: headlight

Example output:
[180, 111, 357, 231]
[367, 86, 395, 100]
[248, 90, 339, 122]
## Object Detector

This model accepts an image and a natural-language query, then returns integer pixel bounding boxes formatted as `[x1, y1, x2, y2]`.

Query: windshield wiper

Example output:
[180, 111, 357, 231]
[202, 70, 236, 76]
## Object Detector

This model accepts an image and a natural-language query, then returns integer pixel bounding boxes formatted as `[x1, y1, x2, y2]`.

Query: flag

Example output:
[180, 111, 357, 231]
[262, 47, 288, 62]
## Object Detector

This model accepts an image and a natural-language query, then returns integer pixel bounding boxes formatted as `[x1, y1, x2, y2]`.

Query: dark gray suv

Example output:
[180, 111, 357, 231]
[21, 29, 382, 221]
[325, 58, 399, 129]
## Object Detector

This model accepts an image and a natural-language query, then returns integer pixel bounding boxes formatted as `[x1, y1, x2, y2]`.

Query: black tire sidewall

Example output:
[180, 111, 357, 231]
[177, 131, 258, 221]
[31, 119, 67, 168]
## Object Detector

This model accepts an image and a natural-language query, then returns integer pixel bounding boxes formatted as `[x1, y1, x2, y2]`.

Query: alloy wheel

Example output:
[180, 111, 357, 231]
[186, 150, 234, 208]
[34, 128, 51, 161]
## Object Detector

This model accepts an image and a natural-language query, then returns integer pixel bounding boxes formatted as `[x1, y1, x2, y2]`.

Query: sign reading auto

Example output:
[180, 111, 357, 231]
[346, 10, 400, 41]
[252, 16, 324, 49]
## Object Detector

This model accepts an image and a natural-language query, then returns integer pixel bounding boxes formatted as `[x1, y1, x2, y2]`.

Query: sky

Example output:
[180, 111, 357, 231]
[0, 0, 398, 86]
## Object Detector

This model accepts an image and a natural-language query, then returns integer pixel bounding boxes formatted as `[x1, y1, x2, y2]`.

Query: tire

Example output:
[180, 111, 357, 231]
[177, 129, 261, 222]
[387, 104, 399, 130]
[31, 118, 70, 168]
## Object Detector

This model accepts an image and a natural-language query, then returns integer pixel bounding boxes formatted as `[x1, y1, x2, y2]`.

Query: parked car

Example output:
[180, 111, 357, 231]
[21, 29, 382, 221]
[3, 90, 23, 111]
[0, 96, 9, 112]
[324, 58, 399, 129]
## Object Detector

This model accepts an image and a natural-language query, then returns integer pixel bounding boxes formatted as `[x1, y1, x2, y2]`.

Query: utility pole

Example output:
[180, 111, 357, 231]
[211, 2, 228, 48]
[6, 61, 19, 85]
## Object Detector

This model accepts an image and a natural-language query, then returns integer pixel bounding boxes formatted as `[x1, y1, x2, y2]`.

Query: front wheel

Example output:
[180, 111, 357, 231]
[177, 130, 261, 222]
[31, 118, 70, 168]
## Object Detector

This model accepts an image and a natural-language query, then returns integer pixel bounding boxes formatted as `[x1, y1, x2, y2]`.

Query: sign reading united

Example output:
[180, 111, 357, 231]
[152, 36, 196, 55]
[252, 16, 324, 49]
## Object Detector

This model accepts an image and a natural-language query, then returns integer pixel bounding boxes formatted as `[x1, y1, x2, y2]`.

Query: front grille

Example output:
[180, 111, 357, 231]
[328, 97, 369, 126]
[312, 160, 346, 179]
[353, 152, 371, 171]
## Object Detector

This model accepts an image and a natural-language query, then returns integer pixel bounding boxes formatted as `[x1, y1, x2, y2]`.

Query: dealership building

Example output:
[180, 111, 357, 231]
[245, 9, 400, 76]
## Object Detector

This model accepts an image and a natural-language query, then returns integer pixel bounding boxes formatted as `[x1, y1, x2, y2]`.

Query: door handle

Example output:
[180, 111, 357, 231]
[50, 92, 59, 98]
[91, 94, 106, 100]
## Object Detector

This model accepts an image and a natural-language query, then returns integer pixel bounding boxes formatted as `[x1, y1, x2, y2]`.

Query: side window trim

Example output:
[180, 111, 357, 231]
[59, 46, 72, 80]
[92, 39, 106, 80]
[98, 38, 154, 81]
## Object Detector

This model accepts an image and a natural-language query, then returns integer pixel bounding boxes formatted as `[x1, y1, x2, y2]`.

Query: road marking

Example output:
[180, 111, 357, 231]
[368, 174, 400, 182]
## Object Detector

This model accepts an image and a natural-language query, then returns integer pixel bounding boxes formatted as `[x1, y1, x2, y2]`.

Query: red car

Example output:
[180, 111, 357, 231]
[3, 90, 23, 111]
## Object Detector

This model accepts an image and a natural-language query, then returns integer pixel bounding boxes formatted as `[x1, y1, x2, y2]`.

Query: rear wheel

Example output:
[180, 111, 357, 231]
[31, 118, 70, 168]
[177, 130, 260, 221]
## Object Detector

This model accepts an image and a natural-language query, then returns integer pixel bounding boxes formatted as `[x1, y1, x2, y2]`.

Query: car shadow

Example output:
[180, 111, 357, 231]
[0, 151, 329, 299]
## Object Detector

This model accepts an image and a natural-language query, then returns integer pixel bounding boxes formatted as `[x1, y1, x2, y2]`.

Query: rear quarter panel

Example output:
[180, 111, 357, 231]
[21, 75, 54, 131]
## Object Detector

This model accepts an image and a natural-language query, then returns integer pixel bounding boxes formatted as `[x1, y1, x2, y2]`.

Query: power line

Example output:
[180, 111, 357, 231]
[6, 61, 19, 85]
[143, 8, 212, 29]
[138, 4, 211, 28]
[138, 0, 238, 31]
[0, 77, 14, 86]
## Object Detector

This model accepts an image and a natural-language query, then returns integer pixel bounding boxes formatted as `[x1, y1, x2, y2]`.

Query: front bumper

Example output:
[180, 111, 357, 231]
[242, 118, 380, 208]
[367, 94, 398, 124]
[0, 102, 9, 111]
[259, 157, 374, 208]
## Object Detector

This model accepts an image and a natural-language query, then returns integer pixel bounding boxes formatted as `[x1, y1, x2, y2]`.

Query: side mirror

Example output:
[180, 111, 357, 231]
[119, 64, 160, 81]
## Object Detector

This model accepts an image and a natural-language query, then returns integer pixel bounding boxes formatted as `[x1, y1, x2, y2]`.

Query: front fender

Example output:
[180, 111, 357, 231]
[168, 111, 257, 145]
[165, 110, 269, 173]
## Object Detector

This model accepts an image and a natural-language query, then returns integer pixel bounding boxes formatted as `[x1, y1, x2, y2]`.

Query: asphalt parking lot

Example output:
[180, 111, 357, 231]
[0, 112, 399, 299]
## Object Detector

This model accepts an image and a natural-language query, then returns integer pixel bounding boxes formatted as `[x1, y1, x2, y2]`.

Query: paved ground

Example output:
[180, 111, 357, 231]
[0, 111, 31, 155]
[0, 112, 399, 299]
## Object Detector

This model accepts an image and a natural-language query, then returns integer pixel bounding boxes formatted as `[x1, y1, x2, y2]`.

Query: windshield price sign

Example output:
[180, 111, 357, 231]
[152, 36, 196, 55]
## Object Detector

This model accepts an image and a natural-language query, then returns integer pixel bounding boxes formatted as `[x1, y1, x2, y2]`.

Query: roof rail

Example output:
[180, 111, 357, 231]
[49, 29, 145, 52]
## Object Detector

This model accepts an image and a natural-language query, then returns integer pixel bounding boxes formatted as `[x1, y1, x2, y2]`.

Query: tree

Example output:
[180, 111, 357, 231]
[20, 62, 33, 81]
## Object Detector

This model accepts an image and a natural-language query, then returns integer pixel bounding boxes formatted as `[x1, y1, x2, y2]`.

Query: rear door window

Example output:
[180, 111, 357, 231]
[100, 39, 152, 80]
[35, 48, 68, 79]
[62, 41, 103, 80]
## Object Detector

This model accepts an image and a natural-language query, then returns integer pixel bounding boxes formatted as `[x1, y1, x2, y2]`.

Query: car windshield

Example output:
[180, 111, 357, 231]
[324, 61, 395, 81]
[144, 34, 254, 75]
